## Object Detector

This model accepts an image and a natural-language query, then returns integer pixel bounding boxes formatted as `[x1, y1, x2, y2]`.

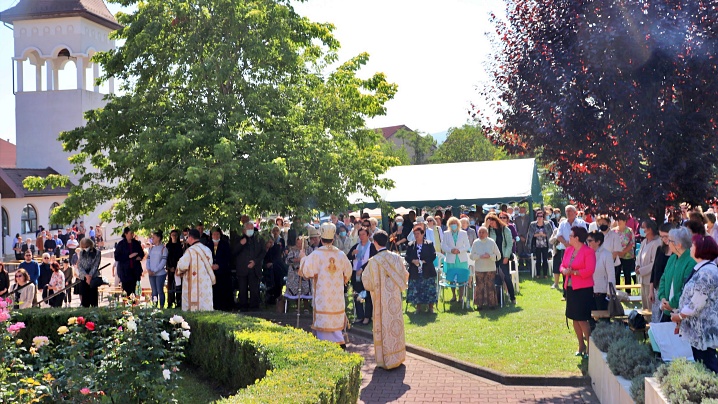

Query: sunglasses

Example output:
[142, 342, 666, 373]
[586, 239, 596, 243]
[15, 274, 22, 278]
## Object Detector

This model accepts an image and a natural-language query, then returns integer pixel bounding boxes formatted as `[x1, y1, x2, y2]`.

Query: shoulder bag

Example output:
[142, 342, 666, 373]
[607, 282, 624, 317]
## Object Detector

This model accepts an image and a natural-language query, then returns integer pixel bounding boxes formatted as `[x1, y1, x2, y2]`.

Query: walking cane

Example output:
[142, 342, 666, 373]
[297, 236, 305, 329]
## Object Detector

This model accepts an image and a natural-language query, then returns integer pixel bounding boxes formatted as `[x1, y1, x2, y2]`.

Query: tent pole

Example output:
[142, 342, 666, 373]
[528, 197, 534, 221]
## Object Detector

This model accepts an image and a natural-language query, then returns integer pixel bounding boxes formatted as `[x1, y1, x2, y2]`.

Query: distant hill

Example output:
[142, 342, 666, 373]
[430, 130, 448, 145]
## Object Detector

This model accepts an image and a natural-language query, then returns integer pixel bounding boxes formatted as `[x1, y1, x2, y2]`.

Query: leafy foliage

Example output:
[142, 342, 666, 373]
[478, 0, 718, 216]
[630, 373, 650, 404]
[395, 128, 437, 165]
[591, 321, 633, 352]
[656, 358, 718, 403]
[2, 305, 189, 403]
[429, 124, 508, 164]
[379, 138, 411, 166]
[606, 336, 659, 380]
[25, 0, 398, 232]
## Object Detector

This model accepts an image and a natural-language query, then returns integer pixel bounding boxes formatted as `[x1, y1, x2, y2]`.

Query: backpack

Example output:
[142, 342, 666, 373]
[627, 309, 646, 330]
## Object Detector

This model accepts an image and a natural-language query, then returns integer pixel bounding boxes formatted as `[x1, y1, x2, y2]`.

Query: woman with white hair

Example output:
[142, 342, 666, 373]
[442, 217, 471, 303]
[658, 226, 696, 322]
[470, 227, 501, 308]
[460, 217, 477, 246]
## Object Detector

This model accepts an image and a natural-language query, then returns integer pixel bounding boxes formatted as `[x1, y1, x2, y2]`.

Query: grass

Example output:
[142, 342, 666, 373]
[354, 275, 588, 376]
[176, 365, 228, 403]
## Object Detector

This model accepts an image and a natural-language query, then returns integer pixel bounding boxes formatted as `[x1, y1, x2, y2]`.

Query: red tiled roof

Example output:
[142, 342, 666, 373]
[377, 125, 412, 140]
[0, 0, 122, 30]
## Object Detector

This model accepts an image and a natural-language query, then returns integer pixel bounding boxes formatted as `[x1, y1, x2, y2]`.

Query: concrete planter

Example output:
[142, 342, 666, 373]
[588, 337, 635, 404]
[644, 377, 669, 404]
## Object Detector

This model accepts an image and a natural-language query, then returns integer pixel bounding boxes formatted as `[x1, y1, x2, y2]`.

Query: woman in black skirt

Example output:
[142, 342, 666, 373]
[560, 226, 596, 358]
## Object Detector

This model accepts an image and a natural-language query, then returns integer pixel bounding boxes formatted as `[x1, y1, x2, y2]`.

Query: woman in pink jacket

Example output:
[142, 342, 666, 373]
[560, 226, 596, 358]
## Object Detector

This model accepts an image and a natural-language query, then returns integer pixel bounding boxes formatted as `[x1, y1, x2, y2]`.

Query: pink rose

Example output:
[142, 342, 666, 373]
[80, 388, 91, 395]
[85, 322, 95, 331]
[7, 321, 26, 335]
[0, 310, 10, 323]
[76, 317, 86, 325]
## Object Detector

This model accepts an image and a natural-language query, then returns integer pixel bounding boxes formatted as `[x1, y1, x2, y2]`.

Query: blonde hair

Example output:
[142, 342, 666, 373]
[80, 237, 95, 249]
[369, 217, 378, 226]
[447, 217, 461, 227]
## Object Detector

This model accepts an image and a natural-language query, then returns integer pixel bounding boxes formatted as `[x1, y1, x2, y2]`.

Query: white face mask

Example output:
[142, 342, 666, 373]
[212, 238, 220, 243]
[245, 230, 254, 237]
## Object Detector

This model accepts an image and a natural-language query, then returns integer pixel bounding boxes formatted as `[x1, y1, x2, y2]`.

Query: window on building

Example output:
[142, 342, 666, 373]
[49, 202, 62, 230]
[21, 204, 37, 234]
[1, 207, 8, 253]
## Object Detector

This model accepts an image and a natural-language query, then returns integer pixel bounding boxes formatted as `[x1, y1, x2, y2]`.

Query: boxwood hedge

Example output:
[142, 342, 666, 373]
[13, 308, 363, 403]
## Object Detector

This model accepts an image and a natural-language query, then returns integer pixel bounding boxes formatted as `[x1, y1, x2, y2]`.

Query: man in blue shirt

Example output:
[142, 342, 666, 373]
[19, 251, 40, 285]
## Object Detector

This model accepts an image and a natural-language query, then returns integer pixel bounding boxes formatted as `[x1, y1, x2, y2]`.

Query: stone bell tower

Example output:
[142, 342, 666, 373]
[0, 0, 122, 176]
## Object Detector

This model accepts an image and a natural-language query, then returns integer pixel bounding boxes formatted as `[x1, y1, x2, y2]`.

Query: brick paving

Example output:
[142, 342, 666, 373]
[261, 312, 598, 404]
[350, 335, 597, 404]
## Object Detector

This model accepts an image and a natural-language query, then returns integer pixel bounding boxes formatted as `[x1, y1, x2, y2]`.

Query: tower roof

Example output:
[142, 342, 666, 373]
[0, 0, 122, 30]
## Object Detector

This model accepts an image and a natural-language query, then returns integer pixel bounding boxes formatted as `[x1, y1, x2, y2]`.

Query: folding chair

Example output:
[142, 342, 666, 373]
[282, 277, 312, 313]
[439, 259, 472, 311]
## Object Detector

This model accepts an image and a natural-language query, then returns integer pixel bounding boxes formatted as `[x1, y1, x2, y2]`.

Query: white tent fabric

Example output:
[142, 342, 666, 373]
[349, 158, 540, 207]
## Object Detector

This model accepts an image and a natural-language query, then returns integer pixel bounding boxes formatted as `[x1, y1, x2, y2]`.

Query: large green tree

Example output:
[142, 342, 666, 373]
[429, 124, 508, 163]
[27, 0, 398, 231]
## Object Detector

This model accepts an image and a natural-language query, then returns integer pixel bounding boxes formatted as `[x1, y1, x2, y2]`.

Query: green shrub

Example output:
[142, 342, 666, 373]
[606, 336, 659, 380]
[17, 309, 363, 403]
[630, 373, 651, 404]
[656, 358, 718, 403]
[183, 312, 363, 403]
[591, 322, 633, 352]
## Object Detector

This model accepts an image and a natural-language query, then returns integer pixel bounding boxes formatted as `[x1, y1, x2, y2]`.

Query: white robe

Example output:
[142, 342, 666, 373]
[177, 242, 215, 311]
[299, 245, 352, 340]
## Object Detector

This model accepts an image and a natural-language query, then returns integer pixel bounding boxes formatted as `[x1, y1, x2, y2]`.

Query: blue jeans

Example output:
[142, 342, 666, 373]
[149, 274, 166, 308]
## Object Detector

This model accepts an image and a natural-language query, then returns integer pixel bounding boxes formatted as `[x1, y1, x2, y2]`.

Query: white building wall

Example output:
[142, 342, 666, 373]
[2, 195, 66, 254]
[15, 89, 107, 175]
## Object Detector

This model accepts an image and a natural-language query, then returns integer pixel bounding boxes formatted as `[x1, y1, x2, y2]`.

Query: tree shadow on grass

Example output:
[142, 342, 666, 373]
[405, 311, 438, 326]
[476, 305, 522, 321]
[360, 364, 409, 404]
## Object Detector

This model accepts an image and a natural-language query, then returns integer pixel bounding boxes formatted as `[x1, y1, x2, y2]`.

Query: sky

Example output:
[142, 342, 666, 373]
[0, 0, 504, 143]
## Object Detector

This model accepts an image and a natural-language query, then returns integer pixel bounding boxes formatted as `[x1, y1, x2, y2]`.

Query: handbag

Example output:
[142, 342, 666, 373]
[607, 283, 624, 317]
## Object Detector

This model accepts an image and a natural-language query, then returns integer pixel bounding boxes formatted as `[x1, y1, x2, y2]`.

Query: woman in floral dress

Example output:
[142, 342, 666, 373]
[284, 229, 312, 298]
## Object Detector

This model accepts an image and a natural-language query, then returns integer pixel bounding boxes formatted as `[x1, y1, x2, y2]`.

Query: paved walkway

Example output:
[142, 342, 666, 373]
[261, 313, 598, 404]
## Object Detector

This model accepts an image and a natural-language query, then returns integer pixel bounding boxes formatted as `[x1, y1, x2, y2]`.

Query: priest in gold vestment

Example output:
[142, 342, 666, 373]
[299, 223, 353, 346]
[363, 230, 409, 369]
[177, 229, 215, 311]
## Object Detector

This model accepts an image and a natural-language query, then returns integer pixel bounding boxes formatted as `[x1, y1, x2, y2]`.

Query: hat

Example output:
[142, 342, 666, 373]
[307, 226, 321, 238]
[415, 216, 426, 224]
[320, 222, 336, 240]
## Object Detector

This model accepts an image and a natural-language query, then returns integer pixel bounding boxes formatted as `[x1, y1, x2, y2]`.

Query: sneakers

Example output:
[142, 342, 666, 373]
[551, 283, 558, 289]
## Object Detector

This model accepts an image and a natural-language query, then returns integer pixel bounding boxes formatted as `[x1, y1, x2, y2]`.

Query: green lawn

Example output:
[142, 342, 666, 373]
[176, 366, 227, 403]
[355, 275, 588, 376]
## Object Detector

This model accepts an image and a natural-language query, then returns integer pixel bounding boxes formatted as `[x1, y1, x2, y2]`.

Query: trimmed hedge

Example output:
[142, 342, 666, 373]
[13, 308, 363, 403]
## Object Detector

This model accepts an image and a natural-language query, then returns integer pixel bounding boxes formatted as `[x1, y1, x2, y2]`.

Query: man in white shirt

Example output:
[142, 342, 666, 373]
[553, 205, 587, 289]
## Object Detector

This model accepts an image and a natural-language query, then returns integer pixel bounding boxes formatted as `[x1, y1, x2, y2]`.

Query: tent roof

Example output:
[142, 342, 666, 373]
[349, 158, 542, 208]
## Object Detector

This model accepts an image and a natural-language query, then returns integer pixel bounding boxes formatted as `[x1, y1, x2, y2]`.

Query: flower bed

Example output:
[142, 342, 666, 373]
[5, 307, 362, 403]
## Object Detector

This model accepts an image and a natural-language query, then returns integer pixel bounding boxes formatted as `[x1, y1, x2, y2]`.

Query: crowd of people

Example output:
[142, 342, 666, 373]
[2, 201, 716, 374]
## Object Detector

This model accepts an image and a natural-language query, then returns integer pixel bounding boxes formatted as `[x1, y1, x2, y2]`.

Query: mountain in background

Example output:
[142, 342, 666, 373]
[430, 130, 448, 145]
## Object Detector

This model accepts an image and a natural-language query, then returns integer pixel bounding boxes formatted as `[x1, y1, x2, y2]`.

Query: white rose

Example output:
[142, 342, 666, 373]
[169, 315, 184, 325]
[160, 331, 170, 341]
[163, 369, 171, 380]
[127, 320, 137, 332]
[181, 321, 190, 330]
[182, 330, 191, 339]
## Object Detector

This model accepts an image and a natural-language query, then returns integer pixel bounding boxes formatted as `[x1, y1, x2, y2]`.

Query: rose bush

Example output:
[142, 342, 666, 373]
[0, 299, 190, 403]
